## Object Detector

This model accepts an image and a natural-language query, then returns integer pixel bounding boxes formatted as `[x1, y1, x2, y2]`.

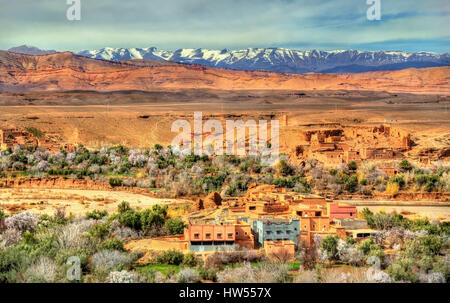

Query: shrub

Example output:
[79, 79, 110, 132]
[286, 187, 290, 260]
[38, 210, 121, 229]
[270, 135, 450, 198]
[0, 245, 32, 282]
[387, 257, 418, 282]
[23, 257, 59, 283]
[107, 270, 139, 283]
[199, 267, 218, 282]
[164, 218, 186, 235]
[109, 177, 123, 187]
[343, 175, 358, 193]
[386, 182, 400, 196]
[100, 238, 125, 252]
[399, 160, 413, 172]
[118, 210, 142, 230]
[182, 252, 199, 267]
[216, 262, 290, 283]
[5, 212, 40, 232]
[321, 235, 339, 260]
[0, 228, 22, 248]
[117, 201, 131, 214]
[277, 160, 295, 176]
[156, 249, 184, 265]
[347, 161, 357, 171]
[91, 250, 132, 271]
[176, 268, 200, 283]
[337, 239, 364, 265]
[56, 220, 93, 251]
[89, 222, 111, 240]
[86, 210, 108, 220]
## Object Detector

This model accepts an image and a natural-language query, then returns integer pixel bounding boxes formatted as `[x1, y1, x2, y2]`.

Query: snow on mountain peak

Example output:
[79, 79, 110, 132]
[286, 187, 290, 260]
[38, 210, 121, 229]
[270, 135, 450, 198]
[74, 46, 448, 74]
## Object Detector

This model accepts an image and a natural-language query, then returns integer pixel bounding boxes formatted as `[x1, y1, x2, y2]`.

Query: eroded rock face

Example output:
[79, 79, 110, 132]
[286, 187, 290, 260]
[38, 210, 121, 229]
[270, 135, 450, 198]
[1, 51, 449, 94]
[204, 192, 222, 208]
[0, 177, 155, 196]
[190, 192, 222, 210]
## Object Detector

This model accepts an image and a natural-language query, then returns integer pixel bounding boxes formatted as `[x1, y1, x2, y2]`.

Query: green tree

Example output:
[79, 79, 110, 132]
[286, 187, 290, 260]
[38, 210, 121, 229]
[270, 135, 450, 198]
[321, 235, 339, 260]
[165, 218, 186, 235]
[398, 160, 412, 172]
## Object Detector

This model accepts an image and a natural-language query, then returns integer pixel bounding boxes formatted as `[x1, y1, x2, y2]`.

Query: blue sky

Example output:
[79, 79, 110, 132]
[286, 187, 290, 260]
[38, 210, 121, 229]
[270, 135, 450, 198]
[0, 0, 449, 53]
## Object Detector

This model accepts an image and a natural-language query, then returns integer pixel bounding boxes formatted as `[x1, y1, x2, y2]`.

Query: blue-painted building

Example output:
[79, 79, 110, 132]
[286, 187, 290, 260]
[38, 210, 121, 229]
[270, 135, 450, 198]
[251, 218, 300, 247]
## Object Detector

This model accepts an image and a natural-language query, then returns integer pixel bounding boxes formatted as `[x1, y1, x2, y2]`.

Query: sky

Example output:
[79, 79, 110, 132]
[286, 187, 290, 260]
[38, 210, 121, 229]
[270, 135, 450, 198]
[0, 0, 449, 53]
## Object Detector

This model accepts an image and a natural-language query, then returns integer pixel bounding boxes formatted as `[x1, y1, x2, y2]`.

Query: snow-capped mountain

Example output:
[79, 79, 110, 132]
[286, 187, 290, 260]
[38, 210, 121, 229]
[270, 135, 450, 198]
[77, 47, 449, 73]
[8, 45, 450, 73]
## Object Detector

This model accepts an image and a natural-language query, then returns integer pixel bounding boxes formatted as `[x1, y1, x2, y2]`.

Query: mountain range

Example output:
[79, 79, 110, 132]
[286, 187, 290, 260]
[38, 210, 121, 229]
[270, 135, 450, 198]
[7, 45, 449, 74]
[0, 50, 448, 94]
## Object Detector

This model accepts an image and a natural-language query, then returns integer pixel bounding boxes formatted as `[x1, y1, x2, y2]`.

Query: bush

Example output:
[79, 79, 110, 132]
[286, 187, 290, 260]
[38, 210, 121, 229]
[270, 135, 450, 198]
[0, 245, 32, 282]
[176, 268, 200, 283]
[91, 250, 132, 271]
[89, 222, 111, 240]
[23, 256, 59, 283]
[357, 238, 384, 262]
[164, 218, 186, 235]
[277, 160, 295, 176]
[387, 257, 418, 282]
[118, 210, 142, 230]
[347, 161, 357, 171]
[399, 160, 412, 172]
[321, 235, 339, 260]
[109, 178, 123, 187]
[86, 210, 108, 220]
[117, 201, 131, 214]
[343, 175, 358, 193]
[156, 249, 185, 265]
[385, 182, 400, 196]
[182, 252, 199, 267]
[107, 270, 139, 283]
[199, 267, 218, 282]
[100, 238, 125, 252]
[5, 211, 40, 232]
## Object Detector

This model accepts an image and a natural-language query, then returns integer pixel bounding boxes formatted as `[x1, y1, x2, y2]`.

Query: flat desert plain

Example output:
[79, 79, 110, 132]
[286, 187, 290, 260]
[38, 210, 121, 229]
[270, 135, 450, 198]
[0, 89, 449, 153]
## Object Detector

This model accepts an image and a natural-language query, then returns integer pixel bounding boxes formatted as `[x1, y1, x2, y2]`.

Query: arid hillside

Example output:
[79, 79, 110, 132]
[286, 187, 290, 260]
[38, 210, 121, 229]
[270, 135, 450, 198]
[0, 51, 448, 94]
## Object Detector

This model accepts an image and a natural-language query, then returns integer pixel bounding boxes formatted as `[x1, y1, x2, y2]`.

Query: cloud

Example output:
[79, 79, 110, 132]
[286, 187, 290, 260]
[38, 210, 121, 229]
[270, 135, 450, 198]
[0, 0, 448, 52]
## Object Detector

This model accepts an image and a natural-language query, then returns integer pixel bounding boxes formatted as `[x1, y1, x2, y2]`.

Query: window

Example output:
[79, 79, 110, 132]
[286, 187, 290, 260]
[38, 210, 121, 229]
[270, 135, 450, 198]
[266, 231, 272, 235]
[217, 233, 222, 239]
[244, 232, 248, 235]
[315, 212, 321, 216]
[227, 233, 233, 238]
[205, 233, 211, 239]
[350, 213, 353, 216]
[249, 206, 256, 210]
[236, 232, 239, 236]
[286, 230, 291, 234]
[194, 233, 199, 239]
[276, 230, 282, 235]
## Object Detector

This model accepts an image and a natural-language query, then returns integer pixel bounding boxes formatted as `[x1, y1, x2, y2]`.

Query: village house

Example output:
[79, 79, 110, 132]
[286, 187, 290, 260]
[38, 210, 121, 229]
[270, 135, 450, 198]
[250, 217, 300, 248]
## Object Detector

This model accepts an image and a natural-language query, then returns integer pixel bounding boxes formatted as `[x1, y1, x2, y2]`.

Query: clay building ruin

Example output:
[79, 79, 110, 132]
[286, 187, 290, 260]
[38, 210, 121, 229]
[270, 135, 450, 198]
[295, 124, 412, 166]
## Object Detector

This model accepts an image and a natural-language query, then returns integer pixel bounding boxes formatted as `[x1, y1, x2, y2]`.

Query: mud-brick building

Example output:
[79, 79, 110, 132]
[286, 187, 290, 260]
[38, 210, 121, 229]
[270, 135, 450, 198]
[264, 240, 296, 261]
[328, 203, 357, 220]
[251, 218, 300, 247]
[184, 221, 254, 252]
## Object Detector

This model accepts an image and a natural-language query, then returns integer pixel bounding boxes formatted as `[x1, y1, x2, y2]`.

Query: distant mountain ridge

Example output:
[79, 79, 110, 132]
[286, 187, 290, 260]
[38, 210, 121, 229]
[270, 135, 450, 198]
[6, 45, 449, 74]
[77, 47, 450, 74]
[0, 50, 449, 94]
[8, 45, 57, 55]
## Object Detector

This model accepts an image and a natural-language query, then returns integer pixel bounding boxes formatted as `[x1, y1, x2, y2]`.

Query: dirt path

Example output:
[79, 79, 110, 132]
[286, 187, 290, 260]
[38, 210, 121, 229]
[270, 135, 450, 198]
[338, 200, 450, 221]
